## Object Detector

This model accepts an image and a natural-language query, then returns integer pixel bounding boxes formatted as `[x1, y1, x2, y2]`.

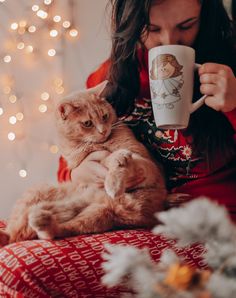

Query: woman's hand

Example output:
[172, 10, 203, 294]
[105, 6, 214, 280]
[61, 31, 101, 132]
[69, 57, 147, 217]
[71, 150, 110, 187]
[71, 150, 146, 191]
[199, 63, 236, 112]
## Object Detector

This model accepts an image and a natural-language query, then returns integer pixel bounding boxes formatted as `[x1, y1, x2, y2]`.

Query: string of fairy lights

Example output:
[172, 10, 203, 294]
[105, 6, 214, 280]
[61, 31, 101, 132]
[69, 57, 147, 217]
[0, 0, 79, 179]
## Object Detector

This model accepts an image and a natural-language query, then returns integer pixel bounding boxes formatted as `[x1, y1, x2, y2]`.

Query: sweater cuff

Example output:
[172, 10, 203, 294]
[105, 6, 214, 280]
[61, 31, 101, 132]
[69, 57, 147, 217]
[224, 108, 236, 131]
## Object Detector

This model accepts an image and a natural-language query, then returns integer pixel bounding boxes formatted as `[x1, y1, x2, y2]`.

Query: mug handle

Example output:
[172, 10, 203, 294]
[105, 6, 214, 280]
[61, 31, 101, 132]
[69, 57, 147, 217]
[190, 64, 207, 113]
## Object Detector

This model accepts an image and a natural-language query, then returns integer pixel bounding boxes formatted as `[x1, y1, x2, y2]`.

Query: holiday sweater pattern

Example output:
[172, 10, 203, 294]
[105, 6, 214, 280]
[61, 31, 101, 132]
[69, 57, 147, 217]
[58, 48, 236, 218]
[122, 97, 203, 190]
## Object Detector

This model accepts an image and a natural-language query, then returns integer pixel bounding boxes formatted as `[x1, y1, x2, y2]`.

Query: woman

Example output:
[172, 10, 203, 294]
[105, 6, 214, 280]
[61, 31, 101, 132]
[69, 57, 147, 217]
[58, 0, 236, 219]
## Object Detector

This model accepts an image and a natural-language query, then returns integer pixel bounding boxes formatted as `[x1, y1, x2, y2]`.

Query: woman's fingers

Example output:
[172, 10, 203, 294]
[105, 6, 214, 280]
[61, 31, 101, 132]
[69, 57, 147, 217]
[200, 73, 221, 84]
[198, 63, 236, 112]
[200, 83, 219, 95]
[199, 63, 232, 75]
[88, 161, 107, 178]
[71, 159, 108, 184]
[86, 150, 111, 161]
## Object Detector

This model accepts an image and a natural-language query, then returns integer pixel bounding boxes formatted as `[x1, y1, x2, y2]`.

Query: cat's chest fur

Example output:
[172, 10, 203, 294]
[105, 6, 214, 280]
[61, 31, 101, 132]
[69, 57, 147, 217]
[65, 124, 151, 170]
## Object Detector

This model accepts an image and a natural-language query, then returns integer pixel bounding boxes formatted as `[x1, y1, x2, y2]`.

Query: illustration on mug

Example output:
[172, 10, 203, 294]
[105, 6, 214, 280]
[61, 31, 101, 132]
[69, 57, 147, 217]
[150, 54, 184, 109]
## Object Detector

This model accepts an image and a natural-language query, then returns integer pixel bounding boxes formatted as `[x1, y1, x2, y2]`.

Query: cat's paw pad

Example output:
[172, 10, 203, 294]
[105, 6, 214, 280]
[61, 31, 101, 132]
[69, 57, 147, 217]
[28, 208, 55, 240]
[114, 150, 132, 167]
[105, 175, 125, 199]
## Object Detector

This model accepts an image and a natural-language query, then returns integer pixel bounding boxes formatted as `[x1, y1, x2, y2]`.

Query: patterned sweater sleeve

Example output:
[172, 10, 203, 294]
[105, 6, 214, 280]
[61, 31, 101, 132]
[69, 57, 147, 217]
[224, 108, 236, 132]
[57, 156, 71, 183]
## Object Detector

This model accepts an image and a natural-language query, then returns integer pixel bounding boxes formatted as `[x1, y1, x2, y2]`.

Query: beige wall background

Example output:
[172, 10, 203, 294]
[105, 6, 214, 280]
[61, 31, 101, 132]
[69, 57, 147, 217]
[0, 0, 110, 218]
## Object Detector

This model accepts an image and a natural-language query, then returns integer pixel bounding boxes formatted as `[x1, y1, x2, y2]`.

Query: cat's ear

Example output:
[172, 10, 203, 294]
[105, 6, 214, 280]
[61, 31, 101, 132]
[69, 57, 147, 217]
[87, 80, 108, 97]
[58, 103, 75, 120]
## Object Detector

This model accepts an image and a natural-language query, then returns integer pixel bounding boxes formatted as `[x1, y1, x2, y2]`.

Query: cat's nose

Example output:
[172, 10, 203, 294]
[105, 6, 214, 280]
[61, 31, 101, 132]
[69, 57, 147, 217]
[97, 126, 106, 135]
[99, 131, 106, 136]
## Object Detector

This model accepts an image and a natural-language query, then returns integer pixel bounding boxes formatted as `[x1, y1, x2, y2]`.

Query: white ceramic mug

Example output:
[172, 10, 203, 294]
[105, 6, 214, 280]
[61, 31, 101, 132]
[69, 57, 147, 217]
[149, 45, 206, 129]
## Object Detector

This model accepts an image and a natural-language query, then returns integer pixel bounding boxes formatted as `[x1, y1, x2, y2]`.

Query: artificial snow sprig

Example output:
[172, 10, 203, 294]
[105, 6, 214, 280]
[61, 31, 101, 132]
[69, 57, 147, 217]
[102, 244, 211, 298]
[102, 244, 160, 298]
[153, 198, 236, 270]
[154, 198, 235, 245]
[102, 198, 236, 298]
[207, 272, 236, 298]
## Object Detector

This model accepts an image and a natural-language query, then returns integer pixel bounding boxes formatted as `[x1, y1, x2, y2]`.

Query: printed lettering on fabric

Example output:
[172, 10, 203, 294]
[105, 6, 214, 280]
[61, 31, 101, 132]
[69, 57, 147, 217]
[0, 227, 207, 297]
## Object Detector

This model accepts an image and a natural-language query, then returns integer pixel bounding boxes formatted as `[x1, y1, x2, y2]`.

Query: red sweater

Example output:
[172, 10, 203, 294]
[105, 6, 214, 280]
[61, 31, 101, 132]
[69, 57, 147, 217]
[58, 51, 236, 220]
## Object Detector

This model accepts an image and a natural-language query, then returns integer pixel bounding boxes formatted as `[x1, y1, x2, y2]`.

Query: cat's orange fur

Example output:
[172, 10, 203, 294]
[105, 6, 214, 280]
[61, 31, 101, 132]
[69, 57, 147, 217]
[0, 81, 167, 245]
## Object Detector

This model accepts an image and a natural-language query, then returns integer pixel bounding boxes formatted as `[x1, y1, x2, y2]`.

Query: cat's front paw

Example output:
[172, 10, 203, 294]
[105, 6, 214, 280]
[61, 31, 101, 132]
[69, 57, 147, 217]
[28, 207, 55, 240]
[113, 149, 132, 167]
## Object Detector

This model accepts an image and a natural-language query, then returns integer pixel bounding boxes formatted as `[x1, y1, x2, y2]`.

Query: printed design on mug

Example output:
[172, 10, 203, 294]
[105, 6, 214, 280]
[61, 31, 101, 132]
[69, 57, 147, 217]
[150, 53, 184, 109]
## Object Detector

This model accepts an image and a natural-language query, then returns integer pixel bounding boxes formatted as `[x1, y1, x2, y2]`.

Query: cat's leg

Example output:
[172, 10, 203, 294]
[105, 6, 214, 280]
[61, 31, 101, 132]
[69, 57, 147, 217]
[6, 184, 70, 243]
[104, 149, 133, 198]
[28, 207, 56, 240]
[29, 202, 114, 239]
[28, 198, 89, 240]
[113, 187, 166, 228]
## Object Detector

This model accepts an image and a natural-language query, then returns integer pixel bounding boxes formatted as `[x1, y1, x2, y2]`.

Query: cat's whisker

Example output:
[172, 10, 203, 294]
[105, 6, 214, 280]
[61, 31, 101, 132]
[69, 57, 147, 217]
[80, 141, 93, 150]
[112, 123, 125, 128]
[111, 126, 125, 132]
[112, 123, 124, 128]
[112, 120, 125, 127]
[112, 123, 124, 127]
[112, 125, 125, 130]
[71, 141, 91, 155]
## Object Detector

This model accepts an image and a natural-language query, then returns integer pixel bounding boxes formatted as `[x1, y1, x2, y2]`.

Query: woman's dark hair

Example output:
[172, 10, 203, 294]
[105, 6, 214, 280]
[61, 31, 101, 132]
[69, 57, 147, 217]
[104, 0, 151, 114]
[232, 0, 236, 22]
[104, 0, 236, 167]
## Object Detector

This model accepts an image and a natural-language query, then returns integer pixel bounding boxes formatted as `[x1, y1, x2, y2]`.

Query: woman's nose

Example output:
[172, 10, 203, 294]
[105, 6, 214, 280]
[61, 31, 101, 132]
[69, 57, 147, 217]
[159, 30, 179, 45]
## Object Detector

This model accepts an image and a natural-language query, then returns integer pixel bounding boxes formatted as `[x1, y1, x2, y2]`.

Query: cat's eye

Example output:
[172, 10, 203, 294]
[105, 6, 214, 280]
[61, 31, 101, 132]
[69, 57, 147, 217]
[82, 120, 93, 128]
[102, 113, 109, 122]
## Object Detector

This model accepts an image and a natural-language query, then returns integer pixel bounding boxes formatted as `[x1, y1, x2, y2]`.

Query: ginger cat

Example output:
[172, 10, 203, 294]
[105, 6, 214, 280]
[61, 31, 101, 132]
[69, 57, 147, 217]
[0, 81, 166, 246]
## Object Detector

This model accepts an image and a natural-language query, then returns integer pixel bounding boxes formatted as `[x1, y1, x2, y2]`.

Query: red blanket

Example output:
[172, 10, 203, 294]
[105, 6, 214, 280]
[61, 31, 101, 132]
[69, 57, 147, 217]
[0, 221, 206, 298]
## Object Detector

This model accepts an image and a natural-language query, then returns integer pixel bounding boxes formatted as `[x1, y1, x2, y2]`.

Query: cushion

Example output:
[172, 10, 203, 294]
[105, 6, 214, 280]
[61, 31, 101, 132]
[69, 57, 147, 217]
[0, 221, 206, 298]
